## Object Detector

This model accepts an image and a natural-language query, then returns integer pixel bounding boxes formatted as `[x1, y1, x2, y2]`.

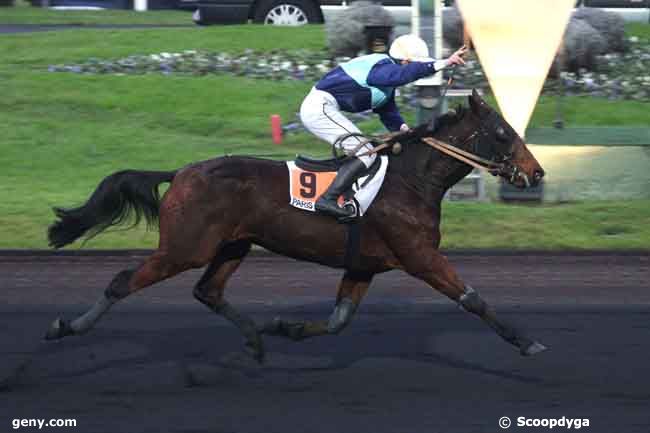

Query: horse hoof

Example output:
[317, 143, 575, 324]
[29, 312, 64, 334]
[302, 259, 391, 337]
[521, 341, 547, 356]
[44, 318, 72, 340]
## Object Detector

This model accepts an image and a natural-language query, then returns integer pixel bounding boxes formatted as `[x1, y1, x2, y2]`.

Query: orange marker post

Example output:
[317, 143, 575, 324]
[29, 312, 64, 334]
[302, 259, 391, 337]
[270, 114, 282, 145]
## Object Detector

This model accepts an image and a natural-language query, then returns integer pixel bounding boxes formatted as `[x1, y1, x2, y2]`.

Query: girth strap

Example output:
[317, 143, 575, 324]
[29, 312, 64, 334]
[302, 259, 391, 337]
[344, 220, 361, 270]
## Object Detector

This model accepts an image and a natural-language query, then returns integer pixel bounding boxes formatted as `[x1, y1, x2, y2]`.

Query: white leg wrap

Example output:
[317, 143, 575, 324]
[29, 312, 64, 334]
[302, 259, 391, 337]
[70, 294, 116, 334]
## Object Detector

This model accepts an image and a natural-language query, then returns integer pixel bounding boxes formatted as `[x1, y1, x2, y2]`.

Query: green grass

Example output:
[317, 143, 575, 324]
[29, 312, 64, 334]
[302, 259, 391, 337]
[440, 200, 650, 250]
[4, 198, 650, 250]
[0, 26, 648, 249]
[0, 26, 327, 70]
[627, 22, 650, 42]
[1, 1, 192, 25]
[526, 96, 649, 128]
[0, 71, 320, 248]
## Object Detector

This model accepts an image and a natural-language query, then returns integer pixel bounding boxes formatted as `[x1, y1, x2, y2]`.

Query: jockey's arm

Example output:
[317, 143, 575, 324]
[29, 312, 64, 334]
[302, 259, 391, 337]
[373, 96, 405, 132]
[367, 59, 449, 87]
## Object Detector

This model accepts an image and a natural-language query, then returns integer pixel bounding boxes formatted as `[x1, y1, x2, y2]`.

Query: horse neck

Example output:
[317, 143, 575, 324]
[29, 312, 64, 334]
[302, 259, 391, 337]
[428, 138, 475, 193]
[388, 116, 478, 204]
[429, 112, 482, 192]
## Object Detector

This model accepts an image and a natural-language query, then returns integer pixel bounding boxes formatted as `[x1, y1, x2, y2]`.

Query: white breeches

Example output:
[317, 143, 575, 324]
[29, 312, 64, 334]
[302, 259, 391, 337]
[300, 88, 377, 168]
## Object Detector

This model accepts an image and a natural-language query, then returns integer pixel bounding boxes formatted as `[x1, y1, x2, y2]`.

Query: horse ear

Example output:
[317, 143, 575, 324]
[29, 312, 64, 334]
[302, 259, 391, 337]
[468, 89, 486, 114]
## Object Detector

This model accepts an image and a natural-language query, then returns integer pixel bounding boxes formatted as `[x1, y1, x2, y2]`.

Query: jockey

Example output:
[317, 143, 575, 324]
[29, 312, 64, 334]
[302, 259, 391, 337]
[300, 34, 467, 219]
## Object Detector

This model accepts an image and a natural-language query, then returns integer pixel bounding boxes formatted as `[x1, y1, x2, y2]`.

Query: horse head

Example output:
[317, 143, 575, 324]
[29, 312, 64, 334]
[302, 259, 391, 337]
[386, 90, 545, 201]
[463, 89, 545, 188]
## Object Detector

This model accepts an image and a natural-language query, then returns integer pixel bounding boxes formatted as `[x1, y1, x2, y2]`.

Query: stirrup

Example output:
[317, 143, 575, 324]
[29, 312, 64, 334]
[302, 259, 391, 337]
[315, 197, 356, 219]
[337, 200, 359, 224]
[332, 133, 373, 158]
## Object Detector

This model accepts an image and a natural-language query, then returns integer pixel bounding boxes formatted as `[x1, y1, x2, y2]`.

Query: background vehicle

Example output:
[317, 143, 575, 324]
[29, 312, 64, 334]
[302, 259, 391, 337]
[185, 0, 326, 25]
[188, 0, 649, 26]
[21, 0, 650, 24]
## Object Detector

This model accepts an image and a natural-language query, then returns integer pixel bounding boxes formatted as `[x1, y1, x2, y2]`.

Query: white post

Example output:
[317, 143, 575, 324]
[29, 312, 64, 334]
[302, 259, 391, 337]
[134, 0, 147, 11]
[433, 0, 443, 62]
[411, 0, 420, 37]
[414, 0, 445, 124]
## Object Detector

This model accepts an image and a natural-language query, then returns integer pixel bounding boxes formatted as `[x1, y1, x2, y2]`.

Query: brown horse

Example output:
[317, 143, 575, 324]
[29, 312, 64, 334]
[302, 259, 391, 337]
[45, 91, 546, 362]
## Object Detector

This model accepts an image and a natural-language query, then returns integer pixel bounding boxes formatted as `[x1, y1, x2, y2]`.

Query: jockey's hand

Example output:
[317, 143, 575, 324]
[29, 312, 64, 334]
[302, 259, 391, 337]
[446, 45, 468, 67]
[399, 123, 410, 133]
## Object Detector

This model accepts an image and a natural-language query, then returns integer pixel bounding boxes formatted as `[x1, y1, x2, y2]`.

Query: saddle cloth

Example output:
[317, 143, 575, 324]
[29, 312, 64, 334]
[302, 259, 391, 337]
[286, 156, 388, 216]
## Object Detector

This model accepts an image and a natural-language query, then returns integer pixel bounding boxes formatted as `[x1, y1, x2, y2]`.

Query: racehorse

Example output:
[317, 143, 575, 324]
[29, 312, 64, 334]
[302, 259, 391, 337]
[45, 90, 547, 362]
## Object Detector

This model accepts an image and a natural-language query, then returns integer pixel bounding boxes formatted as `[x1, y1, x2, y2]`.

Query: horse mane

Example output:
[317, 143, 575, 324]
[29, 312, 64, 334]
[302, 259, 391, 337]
[389, 104, 468, 153]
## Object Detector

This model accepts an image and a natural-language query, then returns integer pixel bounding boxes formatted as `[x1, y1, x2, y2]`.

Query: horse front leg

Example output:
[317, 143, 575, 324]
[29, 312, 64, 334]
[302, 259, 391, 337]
[406, 250, 547, 356]
[258, 270, 373, 341]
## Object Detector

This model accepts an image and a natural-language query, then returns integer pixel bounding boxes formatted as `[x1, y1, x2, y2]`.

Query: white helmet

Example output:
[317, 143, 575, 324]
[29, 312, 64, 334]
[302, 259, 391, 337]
[389, 34, 434, 62]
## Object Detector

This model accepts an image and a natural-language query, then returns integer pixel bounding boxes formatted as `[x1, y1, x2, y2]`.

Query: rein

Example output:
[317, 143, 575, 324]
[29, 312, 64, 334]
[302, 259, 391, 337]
[346, 132, 501, 174]
[336, 116, 531, 187]
[420, 136, 501, 174]
[349, 131, 501, 174]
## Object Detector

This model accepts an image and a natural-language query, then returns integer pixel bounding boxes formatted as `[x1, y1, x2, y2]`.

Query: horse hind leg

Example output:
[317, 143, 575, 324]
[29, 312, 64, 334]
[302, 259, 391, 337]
[45, 249, 203, 340]
[258, 270, 373, 341]
[191, 240, 265, 363]
[45, 169, 219, 340]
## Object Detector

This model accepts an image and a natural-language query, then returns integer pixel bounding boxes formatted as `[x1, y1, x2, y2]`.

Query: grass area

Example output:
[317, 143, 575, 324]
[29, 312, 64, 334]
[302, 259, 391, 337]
[526, 96, 649, 128]
[0, 25, 648, 249]
[440, 200, 650, 250]
[0, 26, 327, 69]
[1, 1, 192, 25]
[627, 22, 650, 41]
[4, 199, 650, 250]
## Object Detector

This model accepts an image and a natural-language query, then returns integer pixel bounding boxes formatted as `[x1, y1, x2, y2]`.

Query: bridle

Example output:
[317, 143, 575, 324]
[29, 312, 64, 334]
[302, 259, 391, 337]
[421, 116, 531, 187]
[420, 136, 530, 187]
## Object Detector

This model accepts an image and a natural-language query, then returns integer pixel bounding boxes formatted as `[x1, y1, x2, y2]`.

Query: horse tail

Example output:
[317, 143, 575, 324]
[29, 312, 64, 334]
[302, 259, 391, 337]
[48, 170, 177, 249]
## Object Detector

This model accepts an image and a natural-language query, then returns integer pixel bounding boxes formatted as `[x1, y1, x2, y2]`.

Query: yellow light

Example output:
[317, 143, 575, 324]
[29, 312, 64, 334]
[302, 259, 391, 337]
[456, 0, 575, 137]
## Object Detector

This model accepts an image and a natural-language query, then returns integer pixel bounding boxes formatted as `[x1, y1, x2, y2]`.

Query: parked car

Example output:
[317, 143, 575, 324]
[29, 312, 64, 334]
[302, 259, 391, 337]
[185, 0, 327, 25]
[24, 0, 650, 24]
[187, 0, 456, 25]
[188, 0, 650, 26]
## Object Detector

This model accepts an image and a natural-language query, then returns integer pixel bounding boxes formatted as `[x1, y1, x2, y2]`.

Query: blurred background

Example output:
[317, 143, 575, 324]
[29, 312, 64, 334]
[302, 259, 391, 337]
[1, 0, 648, 250]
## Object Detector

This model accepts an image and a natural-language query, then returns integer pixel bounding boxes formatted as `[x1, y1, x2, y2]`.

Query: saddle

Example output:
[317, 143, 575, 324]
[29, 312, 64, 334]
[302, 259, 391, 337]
[294, 155, 345, 172]
[294, 154, 381, 180]
[286, 155, 388, 218]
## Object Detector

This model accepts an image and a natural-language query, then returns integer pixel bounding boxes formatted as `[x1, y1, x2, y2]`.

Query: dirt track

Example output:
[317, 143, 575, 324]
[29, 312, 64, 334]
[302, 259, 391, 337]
[1, 252, 649, 433]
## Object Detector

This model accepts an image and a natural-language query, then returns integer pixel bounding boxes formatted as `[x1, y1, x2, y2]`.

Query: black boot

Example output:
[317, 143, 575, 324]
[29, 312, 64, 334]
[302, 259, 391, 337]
[315, 157, 367, 219]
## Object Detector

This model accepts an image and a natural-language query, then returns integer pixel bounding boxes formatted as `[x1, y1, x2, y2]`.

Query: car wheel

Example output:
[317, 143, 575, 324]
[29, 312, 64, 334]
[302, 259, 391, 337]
[253, 0, 320, 26]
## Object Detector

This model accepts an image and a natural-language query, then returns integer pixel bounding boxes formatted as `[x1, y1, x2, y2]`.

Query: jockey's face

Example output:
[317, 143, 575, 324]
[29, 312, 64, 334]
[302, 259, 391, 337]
[400, 60, 410, 65]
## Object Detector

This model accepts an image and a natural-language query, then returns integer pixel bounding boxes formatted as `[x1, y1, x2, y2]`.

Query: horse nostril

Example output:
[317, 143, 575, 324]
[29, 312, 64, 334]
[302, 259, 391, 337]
[533, 169, 545, 181]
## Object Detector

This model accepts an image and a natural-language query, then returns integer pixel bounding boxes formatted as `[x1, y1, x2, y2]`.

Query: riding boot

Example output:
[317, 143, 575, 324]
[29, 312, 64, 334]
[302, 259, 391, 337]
[315, 157, 367, 219]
